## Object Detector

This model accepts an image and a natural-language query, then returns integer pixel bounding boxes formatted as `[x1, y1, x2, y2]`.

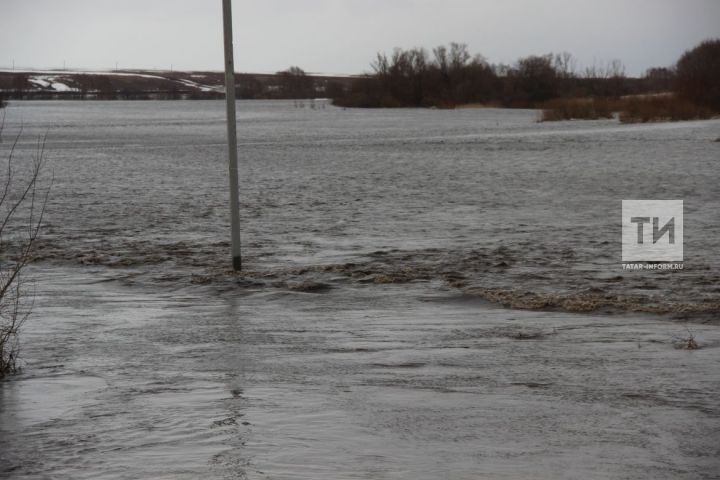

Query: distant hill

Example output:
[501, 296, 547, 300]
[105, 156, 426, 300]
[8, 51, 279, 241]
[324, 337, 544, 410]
[0, 69, 359, 100]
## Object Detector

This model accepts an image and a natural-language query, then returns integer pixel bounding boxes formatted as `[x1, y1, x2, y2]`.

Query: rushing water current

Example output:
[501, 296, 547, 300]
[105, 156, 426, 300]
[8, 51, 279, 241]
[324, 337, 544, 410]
[0, 101, 719, 479]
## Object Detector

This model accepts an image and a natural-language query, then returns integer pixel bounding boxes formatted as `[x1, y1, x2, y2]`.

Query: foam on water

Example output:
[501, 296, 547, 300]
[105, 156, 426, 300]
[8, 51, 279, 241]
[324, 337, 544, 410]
[1, 268, 718, 479]
[3, 100, 718, 319]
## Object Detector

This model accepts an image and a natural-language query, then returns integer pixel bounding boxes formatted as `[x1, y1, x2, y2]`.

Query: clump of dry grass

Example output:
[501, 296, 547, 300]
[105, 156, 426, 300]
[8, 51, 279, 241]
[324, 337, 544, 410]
[619, 95, 713, 123]
[508, 330, 546, 340]
[674, 328, 701, 350]
[540, 97, 615, 122]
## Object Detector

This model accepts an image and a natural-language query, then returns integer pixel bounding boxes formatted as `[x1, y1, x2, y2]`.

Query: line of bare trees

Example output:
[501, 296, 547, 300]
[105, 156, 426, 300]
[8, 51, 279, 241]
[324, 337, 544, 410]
[242, 67, 345, 100]
[0, 69, 335, 101]
[333, 41, 717, 109]
[334, 43, 637, 108]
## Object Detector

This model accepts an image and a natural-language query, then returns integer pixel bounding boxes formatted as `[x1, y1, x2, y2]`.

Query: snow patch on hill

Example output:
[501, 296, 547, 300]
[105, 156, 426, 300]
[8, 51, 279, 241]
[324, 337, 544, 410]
[28, 75, 77, 92]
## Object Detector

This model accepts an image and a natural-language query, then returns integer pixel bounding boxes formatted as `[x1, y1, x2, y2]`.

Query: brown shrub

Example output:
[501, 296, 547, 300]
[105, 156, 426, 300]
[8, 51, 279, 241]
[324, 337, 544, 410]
[540, 97, 615, 121]
[619, 95, 713, 123]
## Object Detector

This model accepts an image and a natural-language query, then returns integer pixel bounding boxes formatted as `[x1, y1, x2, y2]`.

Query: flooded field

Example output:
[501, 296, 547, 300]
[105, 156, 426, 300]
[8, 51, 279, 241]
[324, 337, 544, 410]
[0, 101, 719, 478]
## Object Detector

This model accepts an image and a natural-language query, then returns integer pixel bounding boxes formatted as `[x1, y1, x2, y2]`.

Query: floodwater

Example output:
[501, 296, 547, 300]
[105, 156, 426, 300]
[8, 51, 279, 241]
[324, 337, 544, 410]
[0, 101, 719, 478]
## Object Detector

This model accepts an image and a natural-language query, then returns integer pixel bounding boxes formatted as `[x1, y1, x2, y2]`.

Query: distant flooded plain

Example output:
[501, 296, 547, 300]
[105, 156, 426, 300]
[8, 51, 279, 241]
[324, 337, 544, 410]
[0, 101, 719, 479]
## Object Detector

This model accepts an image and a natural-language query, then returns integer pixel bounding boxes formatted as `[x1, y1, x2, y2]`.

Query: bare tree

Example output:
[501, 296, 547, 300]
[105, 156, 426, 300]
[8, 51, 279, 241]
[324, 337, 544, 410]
[12, 74, 30, 100]
[514, 54, 558, 102]
[432, 45, 449, 78]
[553, 52, 577, 79]
[584, 58, 625, 79]
[372, 52, 390, 77]
[448, 43, 471, 71]
[0, 123, 51, 378]
[675, 38, 720, 111]
[277, 66, 315, 98]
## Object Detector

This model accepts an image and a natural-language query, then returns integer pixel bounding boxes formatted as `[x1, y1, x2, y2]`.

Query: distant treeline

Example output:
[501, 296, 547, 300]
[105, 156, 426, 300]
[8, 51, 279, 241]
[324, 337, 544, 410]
[332, 40, 719, 110]
[0, 68, 353, 102]
[2, 39, 717, 114]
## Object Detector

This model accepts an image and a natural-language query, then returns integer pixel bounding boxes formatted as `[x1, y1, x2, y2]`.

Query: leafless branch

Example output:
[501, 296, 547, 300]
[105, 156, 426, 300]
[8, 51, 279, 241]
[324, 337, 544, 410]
[0, 119, 51, 377]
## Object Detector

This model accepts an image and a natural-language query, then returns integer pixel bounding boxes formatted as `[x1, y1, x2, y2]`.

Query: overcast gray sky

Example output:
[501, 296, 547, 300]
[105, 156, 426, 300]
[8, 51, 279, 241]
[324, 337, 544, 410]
[1, 0, 719, 76]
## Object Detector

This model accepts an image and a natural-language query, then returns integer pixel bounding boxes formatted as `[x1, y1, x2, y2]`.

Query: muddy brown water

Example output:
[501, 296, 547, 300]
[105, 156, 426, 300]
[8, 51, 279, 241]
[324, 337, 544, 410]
[0, 101, 718, 478]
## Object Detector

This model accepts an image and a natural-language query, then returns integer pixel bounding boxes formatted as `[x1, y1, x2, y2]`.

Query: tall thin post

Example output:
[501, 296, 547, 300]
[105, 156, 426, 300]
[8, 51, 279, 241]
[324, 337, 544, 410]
[222, 0, 242, 271]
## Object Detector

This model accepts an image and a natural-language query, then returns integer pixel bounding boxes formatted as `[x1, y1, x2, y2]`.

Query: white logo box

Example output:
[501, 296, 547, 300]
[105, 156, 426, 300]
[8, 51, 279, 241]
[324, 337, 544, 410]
[622, 200, 683, 262]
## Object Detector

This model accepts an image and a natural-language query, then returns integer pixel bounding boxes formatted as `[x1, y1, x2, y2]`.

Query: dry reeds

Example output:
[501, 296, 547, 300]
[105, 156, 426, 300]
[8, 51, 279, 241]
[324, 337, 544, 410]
[541, 94, 716, 123]
[619, 95, 714, 123]
[540, 97, 615, 121]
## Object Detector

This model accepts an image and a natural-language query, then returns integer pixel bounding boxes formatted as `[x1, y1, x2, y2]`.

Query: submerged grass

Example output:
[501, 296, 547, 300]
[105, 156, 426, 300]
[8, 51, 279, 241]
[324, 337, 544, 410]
[674, 328, 701, 350]
[541, 94, 716, 123]
[540, 98, 616, 121]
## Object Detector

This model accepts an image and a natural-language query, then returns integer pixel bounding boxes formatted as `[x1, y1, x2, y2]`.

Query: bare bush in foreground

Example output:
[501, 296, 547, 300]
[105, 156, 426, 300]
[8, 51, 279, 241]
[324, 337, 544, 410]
[0, 123, 51, 378]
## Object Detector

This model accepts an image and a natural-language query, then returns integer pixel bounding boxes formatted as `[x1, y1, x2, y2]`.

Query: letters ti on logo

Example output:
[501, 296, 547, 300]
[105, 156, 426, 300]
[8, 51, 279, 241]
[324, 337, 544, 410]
[622, 200, 683, 262]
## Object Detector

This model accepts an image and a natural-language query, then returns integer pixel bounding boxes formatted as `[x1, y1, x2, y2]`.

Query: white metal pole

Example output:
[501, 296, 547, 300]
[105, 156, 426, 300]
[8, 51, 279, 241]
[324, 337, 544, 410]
[222, 0, 242, 271]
